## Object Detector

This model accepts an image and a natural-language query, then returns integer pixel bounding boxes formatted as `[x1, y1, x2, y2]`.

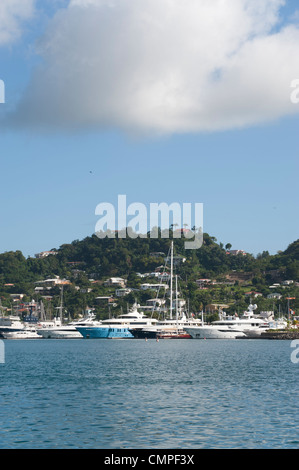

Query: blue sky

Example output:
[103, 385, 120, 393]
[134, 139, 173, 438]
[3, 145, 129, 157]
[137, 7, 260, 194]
[0, 0, 299, 258]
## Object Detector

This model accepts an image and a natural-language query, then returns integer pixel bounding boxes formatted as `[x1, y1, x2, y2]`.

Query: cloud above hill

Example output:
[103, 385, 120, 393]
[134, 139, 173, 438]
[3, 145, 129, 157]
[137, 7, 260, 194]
[6, 0, 299, 134]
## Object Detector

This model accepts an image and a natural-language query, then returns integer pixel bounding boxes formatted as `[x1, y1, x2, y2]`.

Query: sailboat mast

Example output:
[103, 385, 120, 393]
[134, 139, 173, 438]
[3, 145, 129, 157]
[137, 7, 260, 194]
[170, 241, 173, 320]
[59, 286, 64, 324]
[175, 274, 178, 328]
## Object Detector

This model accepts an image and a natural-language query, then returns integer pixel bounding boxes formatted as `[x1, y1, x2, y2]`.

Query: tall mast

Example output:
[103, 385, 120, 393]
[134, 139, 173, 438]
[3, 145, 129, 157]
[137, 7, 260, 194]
[175, 274, 178, 328]
[40, 301, 46, 322]
[170, 241, 173, 320]
[59, 286, 64, 324]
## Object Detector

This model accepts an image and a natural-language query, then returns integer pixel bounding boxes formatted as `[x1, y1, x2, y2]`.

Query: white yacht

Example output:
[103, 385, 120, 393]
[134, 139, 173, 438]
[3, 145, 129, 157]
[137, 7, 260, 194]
[0, 315, 25, 338]
[185, 305, 270, 339]
[76, 304, 159, 339]
[37, 313, 96, 339]
[0, 313, 66, 339]
[37, 286, 94, 339]
[2, 327, 42, 340]
[129, 313, 201, 339]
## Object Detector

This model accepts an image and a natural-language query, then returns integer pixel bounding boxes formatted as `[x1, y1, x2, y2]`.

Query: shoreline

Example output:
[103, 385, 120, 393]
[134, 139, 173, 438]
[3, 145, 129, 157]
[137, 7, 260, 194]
[260, 330, 299, 340]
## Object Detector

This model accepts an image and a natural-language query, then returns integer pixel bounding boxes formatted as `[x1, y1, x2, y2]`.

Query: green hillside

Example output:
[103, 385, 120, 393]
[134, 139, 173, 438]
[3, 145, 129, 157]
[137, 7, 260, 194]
[0, 232, 298, 320]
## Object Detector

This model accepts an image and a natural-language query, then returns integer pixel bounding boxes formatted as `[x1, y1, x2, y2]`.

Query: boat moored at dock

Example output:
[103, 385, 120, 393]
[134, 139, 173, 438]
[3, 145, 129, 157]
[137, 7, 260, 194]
[2, 328, 42, 339]
[76, 303, 158, 339]
[184, 304, 284, 339]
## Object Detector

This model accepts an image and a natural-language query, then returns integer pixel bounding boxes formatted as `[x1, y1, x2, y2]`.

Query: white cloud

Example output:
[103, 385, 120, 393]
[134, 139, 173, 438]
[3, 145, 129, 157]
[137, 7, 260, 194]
[8, 0, 299, 134]
[0, 0, 35, 46]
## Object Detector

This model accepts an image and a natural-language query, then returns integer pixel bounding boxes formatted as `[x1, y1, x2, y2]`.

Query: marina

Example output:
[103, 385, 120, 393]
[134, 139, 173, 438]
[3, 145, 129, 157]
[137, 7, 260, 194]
[0, 302, 294, 341]
[0, 306, 295, 341]
[1, 241, 294, 342]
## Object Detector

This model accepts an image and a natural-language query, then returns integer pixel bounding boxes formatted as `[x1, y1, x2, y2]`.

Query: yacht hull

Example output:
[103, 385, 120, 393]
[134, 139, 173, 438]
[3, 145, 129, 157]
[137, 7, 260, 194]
[75, 326, 134, 339]
[129, 329, 157, 339]
[185, 326, 247, 339]
[38, 329, 82, 339]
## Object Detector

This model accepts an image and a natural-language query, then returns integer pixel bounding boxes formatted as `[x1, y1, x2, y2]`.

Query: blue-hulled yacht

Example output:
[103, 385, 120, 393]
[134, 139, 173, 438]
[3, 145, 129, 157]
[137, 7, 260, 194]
[75, 303, 158, 339]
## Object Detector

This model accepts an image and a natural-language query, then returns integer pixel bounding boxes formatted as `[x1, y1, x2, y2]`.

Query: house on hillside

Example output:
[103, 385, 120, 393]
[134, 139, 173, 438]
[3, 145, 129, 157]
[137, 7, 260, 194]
[164, 255, 186, 267]
[115, 288, 132, 297]
[35, 277, 71, 288]
[226, 249, 247, 256]
[35, 251, 58, 259]
[196, 279, 212, 289]
[245, 291, 263, 298]
[157, 272, 171, 282]
[146, 298, 166, 308]
[267, 293, 282, 300]
[104, 277, 126, 288]
[9, 294, 25, 302]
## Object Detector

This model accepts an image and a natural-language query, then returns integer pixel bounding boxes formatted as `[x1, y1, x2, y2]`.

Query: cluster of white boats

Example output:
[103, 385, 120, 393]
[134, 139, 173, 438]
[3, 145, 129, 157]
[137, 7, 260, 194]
[0, 302, 288, 341]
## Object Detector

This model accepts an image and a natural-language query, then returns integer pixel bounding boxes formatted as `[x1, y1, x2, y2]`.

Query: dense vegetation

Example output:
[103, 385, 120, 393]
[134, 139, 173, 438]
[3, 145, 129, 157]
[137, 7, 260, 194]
[0, 231, 298, 320]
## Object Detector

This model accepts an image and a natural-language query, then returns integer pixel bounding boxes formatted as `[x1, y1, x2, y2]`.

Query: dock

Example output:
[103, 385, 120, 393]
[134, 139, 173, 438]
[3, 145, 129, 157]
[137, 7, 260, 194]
[260, 330, 299, 340]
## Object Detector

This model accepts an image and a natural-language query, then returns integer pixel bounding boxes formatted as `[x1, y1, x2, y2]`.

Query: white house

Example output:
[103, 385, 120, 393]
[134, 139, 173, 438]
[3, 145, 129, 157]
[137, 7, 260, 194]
[227, 250, 247, 256]
[157, 272, 171, 282]
[115, 288, 132, 297]
[164, 255, 186, 267]
[35, 277, 71, 287]
[245, 291, 263, 298]
[35, 251, 58, 259]
[104, 277, 126, 287]
[146, 298, 166, 307]
[267, 293, 282, 300]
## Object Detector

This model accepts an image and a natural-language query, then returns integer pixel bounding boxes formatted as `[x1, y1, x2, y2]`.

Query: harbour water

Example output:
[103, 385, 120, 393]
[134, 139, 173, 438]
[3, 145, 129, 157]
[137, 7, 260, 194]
[0, 339, 298, 449]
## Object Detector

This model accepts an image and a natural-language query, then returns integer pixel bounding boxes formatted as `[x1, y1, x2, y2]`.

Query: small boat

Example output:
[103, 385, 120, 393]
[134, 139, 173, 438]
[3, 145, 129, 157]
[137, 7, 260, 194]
[156, 329, 191, 339]
[2, 328, 42, 339]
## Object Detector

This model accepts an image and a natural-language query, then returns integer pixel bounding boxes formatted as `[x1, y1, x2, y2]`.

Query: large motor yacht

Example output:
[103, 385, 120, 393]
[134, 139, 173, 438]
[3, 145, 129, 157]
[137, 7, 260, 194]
[75, 303, 158, 339]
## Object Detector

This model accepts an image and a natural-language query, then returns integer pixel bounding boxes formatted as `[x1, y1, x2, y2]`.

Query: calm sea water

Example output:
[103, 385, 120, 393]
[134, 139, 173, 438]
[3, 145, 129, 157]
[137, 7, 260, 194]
[0, 339, 298, 449]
